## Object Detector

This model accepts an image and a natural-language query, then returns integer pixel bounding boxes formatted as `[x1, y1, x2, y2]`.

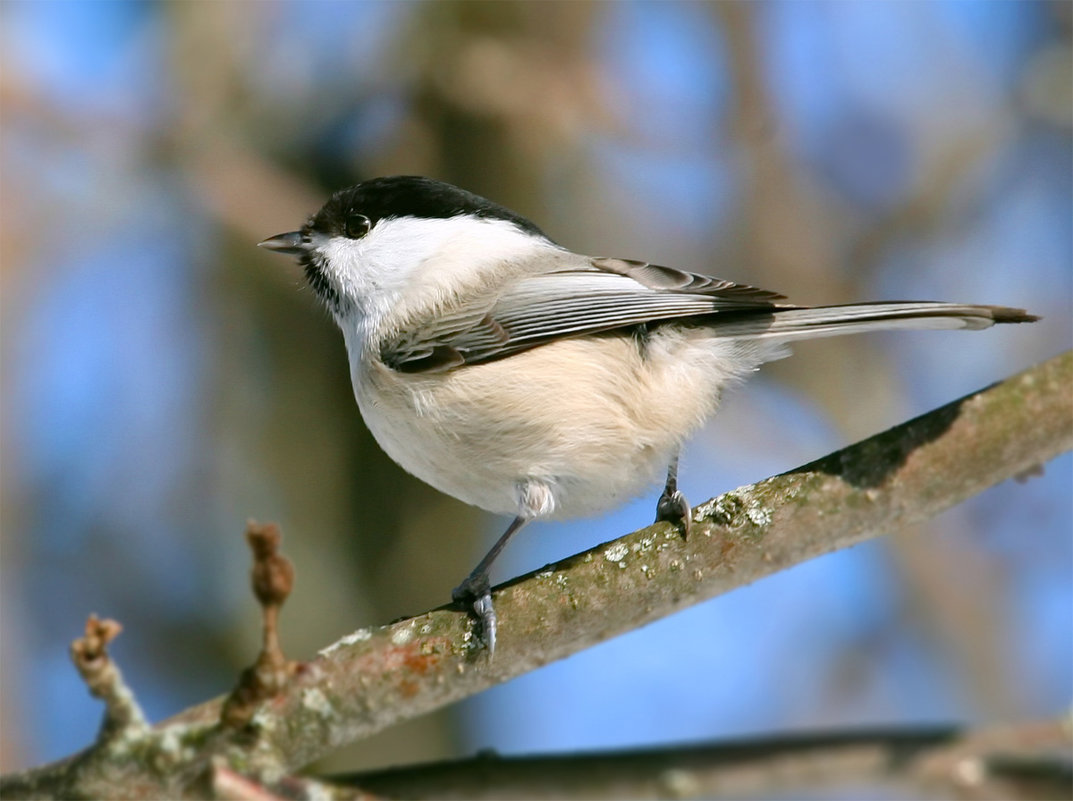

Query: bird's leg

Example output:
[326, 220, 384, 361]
[452, 515, 528, 653]
[655, 451, 692, 539]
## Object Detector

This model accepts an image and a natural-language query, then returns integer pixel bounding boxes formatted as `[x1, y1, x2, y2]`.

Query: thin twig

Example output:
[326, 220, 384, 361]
[70, 615, 149, 741]
[220, 521, 297, 730]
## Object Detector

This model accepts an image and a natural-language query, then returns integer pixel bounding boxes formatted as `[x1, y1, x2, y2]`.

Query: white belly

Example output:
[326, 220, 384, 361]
[352, 330, 769, 519]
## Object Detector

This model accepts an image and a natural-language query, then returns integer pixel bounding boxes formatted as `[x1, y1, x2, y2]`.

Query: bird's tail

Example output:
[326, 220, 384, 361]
[713, 302, 1038, 342]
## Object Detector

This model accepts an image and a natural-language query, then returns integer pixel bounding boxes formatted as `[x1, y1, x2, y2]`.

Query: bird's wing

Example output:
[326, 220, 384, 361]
[380, 256, 785, 372]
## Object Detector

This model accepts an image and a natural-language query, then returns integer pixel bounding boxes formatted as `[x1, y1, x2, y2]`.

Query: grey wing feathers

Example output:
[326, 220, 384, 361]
[385, 310, 508, 372]
[590, 257, 786, 302]
[383, 258, 783, 371]
[381, 256, 1036, 372]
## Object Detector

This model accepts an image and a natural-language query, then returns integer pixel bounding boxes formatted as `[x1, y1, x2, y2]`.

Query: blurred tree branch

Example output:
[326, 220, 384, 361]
[1, 350, 1069, 799]
[342, 719, 1072, 801]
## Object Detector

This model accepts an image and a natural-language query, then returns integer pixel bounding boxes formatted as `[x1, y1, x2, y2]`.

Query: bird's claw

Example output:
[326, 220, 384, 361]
[452, 574, 497, 653]
[656, 488, 692, 539]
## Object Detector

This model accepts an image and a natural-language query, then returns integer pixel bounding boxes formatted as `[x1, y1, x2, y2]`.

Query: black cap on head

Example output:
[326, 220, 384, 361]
[308, 176, 549, 240]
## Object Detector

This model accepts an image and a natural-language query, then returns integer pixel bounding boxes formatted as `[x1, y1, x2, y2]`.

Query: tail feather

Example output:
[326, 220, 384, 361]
[713, 302, 1038, 342]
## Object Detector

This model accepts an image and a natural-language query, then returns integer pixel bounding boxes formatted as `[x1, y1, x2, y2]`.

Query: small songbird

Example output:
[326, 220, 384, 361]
[260, 175, 1037, 651]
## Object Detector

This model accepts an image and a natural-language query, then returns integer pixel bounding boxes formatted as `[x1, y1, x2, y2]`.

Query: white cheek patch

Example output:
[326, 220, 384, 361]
[318, 238, 371, 313]
[317, 215, 553, 334]
[318, 218, 462, 311]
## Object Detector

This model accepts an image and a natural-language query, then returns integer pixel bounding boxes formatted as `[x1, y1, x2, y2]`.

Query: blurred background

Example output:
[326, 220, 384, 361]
[1, 0, 1070, 783]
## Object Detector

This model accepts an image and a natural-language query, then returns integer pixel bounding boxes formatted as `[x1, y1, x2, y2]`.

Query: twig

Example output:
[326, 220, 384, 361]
[0, 525, 304, 799]
[220, 521, 297, 729]
[70, 615, 149, 741]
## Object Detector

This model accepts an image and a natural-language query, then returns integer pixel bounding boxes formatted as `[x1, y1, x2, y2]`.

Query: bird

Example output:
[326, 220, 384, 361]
[259, 175, 1037, 652]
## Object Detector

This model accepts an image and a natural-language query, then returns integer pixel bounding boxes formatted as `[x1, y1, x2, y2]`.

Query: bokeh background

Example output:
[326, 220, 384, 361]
[2, 0, 1070, 784]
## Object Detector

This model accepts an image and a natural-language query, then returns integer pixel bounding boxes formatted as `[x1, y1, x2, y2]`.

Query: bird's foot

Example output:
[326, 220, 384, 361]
[452, 573, 496, 653]
[656, 488, 692, 539]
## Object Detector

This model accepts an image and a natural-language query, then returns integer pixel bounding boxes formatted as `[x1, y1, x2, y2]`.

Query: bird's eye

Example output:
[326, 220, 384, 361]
[344, 211, 371, 239]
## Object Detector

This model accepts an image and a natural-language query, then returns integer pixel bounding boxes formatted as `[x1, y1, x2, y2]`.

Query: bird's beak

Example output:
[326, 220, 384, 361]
[258, 231, 307, 255]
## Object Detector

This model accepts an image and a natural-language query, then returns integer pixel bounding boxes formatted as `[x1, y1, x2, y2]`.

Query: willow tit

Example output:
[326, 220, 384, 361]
[260, 175, 1036, 651]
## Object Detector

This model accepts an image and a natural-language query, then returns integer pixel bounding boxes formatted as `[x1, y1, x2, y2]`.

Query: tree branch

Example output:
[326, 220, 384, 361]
[343, 719, 1073, 800]
[2, 351, 1069, 798]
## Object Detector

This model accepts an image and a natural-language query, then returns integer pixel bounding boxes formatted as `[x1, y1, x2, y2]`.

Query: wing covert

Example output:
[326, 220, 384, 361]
[381, 257, 784, 372]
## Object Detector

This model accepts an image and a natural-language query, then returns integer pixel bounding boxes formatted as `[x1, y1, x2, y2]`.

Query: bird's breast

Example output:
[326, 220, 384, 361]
[349, 329, 753, 519]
